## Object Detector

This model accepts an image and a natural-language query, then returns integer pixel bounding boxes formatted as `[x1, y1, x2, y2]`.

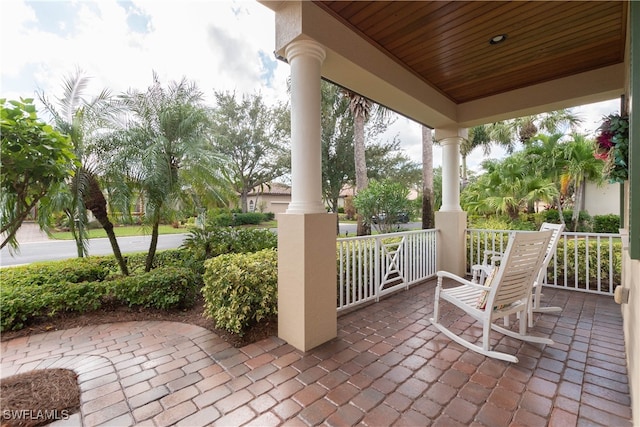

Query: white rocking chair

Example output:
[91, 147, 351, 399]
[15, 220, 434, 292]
[471, 222, 565, 327]
[430, 230, 555, 363]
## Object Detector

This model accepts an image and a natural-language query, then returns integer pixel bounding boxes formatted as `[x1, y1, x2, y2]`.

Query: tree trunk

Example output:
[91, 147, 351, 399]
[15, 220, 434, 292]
[354, 113, 370, 236]
[67, 208, 85, 258]
[421, 126, 434, 229]
[240, 189, 248, 213]
[83, 173, 129, 275]
[571, 177, 584, 231]
[145, 210, 161, 272]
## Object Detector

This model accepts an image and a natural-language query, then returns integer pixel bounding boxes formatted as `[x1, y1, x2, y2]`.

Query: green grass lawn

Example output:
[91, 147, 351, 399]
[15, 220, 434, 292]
[50, 225, 190, 240]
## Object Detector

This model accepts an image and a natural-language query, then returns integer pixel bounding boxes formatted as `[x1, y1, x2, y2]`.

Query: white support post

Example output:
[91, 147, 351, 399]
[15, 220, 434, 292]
[277, 39, 337, 352]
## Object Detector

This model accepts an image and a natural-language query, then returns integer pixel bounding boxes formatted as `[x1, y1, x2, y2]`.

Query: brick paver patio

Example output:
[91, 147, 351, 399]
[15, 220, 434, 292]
[0, 279, 632, 426]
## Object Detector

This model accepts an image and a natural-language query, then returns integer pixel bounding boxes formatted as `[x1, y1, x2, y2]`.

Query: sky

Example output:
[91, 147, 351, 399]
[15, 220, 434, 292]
[1, 0, 623, 173]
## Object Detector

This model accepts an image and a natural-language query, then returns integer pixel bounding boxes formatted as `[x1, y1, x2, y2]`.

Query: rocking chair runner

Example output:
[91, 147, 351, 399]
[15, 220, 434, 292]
[471, 222, 565, 327]
[430, 230, 555, 363]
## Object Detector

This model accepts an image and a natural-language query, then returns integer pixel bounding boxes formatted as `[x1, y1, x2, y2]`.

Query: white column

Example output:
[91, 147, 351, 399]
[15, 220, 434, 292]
[434, 128, 467, 276]
[285, 40, 326, 214]
[436, 128, 466, 212]
[277, 38, 337, 352]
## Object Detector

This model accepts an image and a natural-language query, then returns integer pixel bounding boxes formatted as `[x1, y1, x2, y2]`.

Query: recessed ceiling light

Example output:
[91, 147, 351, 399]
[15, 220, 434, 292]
[489, 34, 507, 45]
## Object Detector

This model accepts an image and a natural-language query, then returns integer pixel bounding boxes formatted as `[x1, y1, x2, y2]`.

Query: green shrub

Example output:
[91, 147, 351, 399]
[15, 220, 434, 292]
[202, 249, 278, 335]
[467, 215, 536, 231]
[233, 212, 266, 225]
[0, 281, 110, 331]
[182, 226, 277, 261]
[1, 258, 110, 287]
[550, 239, 622, 292]
[538, 209, 592, 232]
[121, 249, 194, 273]
[109, 267, 199, 310]
[0, 260, 199, 331]
[210, 212, 234, 227]
[593, 214, 621, 233]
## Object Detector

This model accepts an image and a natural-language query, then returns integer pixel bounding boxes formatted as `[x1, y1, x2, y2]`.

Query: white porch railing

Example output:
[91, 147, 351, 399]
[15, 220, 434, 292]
[467, 228, 622, 296]
[337, 229, 438, 312]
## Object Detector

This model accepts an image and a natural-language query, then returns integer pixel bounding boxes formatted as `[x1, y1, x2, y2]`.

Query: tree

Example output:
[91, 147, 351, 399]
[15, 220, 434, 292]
[562, 133, 603, 230]
[321, 83, 418, 217]
[345, 91, 372, 236]
[209, 91, 290, 213]
[321, 82, 354, 214]
[524, 132, 568, 221]
[114, 74, 229, 272]
[463, 109, 582, 181]
[344, 90, 398, 235]
[0, 98, 76, 250]
[461, 155, 558, 220]
[422, 125, 434, 228]
[37, 70, 130, 275]
[353, 179, 412, 234]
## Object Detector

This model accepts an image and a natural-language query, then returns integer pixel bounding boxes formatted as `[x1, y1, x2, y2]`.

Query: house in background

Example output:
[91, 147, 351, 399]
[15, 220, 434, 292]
[246, 182, 291, 214]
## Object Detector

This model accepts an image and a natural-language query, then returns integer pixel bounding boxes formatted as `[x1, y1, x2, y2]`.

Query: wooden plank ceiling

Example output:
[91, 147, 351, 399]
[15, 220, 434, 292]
[314, 1, 627, 104]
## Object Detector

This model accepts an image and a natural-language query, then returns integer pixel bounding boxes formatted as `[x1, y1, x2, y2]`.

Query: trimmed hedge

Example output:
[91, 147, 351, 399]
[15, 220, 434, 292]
[593, 214, 621, 234]
[202, 249, 278, 336]
[1, 265, 199, 332]
[1, 257, 110, 288]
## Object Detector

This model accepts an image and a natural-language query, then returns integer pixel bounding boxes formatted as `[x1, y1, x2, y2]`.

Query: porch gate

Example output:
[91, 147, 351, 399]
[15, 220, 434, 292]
[336, 229, 438, 312]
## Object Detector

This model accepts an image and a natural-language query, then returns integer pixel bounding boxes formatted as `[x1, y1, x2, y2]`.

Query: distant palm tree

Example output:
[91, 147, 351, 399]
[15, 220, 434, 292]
[421, 125, 434, 228]
[345, 91, 371, 236]
[38, 70, 129, 275]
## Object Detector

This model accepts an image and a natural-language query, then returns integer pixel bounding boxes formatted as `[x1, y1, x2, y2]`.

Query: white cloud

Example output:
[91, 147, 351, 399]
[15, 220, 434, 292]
[1, 0, 288, 106]
[0, 1, 623, 171]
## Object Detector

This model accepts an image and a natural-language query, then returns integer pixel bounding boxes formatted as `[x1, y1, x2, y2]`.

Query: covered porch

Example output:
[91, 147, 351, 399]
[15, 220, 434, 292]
[258, 0, 638, 424]
[0, 279, 630, 426]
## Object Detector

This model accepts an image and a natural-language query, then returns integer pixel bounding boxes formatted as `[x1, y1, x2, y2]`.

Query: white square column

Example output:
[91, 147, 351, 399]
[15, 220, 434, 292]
[278, 213, 337, 351]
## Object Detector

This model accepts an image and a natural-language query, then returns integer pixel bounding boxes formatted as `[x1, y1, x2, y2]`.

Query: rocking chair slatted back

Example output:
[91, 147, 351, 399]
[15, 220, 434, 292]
[486, 230, 553, 314]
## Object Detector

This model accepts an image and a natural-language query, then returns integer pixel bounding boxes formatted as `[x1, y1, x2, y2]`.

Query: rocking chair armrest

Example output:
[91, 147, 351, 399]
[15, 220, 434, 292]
[436, 270, 491, 291]
[470, 264, 492, 274]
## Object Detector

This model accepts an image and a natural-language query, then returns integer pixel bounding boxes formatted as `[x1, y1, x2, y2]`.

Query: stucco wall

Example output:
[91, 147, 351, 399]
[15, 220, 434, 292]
[584, 182, 620, 216]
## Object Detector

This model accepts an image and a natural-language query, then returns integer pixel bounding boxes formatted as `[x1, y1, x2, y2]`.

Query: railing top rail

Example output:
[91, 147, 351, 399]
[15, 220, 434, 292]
[466, 228, 622, 238]
[338, 228, 437, 242]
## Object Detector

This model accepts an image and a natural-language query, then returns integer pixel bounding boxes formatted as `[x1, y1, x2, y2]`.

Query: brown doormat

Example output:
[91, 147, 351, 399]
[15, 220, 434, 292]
[0, 369, 80, 427]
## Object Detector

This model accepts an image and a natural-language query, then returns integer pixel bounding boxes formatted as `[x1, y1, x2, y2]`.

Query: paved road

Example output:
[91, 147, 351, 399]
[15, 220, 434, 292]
[1, 222, 422, 266]
[0, 234, 188, 267]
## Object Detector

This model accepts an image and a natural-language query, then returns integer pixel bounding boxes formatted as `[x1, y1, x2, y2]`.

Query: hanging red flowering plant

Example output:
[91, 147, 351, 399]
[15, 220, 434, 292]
[594, 114, 629, 183]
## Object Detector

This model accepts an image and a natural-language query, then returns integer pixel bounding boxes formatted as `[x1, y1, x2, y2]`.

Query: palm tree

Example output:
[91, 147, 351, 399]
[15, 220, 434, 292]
[421, 125, 434, 228]
[462, 155, 558, 220]
[114, 73, 229, 272]
[562, 133, 604, 230]
[463, 109, 582, 181]
[525, 133, 568, 222]
[345, 91, 371, 236]
[38, 70, 129, 275]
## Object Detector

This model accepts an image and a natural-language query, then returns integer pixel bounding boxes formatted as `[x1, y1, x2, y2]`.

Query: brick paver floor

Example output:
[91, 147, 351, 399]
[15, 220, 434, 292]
[0, 280, 632, 426]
